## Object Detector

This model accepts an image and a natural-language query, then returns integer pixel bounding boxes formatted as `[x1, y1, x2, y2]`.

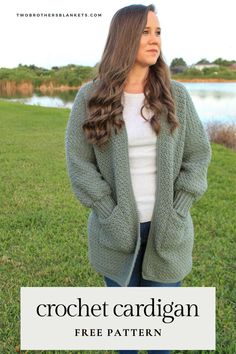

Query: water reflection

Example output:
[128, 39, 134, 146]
[182, 82, 236, 125]
[0, 82, 236, 125]
[0, 89, 78, 109]
[5, 94, 75, 109]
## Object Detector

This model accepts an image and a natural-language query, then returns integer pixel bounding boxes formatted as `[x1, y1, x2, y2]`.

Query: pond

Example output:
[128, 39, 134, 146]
[1, 82, 236, 125]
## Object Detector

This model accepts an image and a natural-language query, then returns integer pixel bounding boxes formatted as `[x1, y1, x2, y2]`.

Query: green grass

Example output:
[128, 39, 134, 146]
[0, 101, 235, 354]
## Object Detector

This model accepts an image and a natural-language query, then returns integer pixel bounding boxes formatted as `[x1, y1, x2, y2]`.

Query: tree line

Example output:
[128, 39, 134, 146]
[0, 57, 235, 88]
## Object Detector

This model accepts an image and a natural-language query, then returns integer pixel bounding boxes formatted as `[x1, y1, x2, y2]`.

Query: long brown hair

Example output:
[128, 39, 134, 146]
[83, 4, 179, 148]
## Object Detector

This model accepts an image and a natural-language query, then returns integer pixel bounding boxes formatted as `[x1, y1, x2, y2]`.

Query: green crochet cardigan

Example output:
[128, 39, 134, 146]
[65, 79, 212, 286]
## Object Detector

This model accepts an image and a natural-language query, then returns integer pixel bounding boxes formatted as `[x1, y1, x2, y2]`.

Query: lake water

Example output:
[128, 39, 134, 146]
[1, 82, 236, 125]
[183, 82, 236, 125]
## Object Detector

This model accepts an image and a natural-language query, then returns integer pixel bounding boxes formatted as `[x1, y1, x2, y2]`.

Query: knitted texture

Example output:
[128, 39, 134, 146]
[65, 79, 212, 286]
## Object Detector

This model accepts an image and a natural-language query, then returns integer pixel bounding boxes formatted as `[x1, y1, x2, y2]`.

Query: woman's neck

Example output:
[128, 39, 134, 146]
[124, 66, 149, 93]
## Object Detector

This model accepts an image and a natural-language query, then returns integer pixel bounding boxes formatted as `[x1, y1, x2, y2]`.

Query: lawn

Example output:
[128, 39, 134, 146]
[0, 100, 235, 354]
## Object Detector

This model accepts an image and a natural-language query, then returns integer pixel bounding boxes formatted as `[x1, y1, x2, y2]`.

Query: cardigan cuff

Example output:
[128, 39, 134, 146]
[173, 190, 195, 217]
[93, 195, 117, 219]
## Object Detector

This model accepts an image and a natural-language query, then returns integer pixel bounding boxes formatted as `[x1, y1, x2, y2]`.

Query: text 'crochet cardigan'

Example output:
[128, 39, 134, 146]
[65, 79, 212, 286]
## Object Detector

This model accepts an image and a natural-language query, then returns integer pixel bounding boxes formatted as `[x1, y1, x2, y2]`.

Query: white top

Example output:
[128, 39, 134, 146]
[121, 91, 157, 223]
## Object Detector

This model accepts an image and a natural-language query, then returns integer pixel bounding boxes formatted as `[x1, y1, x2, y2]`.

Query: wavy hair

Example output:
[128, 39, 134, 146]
[82, 4, 179, 148]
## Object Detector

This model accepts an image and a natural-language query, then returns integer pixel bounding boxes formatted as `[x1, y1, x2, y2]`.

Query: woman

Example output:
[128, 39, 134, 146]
[65, 4, 212, 354]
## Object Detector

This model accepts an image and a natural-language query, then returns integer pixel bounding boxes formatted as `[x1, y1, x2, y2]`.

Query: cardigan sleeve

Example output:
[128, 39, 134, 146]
[65, 84, 116, 219]
[173, 86, 212, 217]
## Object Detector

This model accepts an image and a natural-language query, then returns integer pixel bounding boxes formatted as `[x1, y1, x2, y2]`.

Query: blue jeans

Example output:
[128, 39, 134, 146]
[104, 221, 181, 354]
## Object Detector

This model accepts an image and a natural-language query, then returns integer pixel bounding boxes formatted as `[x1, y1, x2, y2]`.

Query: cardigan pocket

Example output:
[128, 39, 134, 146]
[159, 208, 189, 250]
[97, 205, 135, 254]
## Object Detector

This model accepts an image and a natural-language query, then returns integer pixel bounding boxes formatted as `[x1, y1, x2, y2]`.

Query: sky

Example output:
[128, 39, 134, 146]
[0, 0, 235, 69]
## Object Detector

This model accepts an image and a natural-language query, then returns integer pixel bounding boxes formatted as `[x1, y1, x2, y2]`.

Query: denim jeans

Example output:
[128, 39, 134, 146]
[104, 221, 181, 354]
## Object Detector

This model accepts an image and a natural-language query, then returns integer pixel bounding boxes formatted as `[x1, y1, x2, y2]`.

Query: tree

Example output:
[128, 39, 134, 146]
[213, 58, 236, 67]
[29, 64, 37, 70]
[170, 58, 187, 68]
[170, 58, 187, 74]
[196, 58, 210, 65]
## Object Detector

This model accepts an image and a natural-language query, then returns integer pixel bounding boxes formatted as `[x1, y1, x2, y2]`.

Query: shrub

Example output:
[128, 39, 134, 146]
[206, 122, 236, 151]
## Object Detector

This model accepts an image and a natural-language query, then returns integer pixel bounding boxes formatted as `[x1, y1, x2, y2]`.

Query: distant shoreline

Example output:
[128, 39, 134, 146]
[174, 78, 236, 83]
[0, 78, 235, 96]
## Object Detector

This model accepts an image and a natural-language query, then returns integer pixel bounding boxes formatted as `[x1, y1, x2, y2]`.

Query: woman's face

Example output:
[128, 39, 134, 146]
[135, 11, 161, 67]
